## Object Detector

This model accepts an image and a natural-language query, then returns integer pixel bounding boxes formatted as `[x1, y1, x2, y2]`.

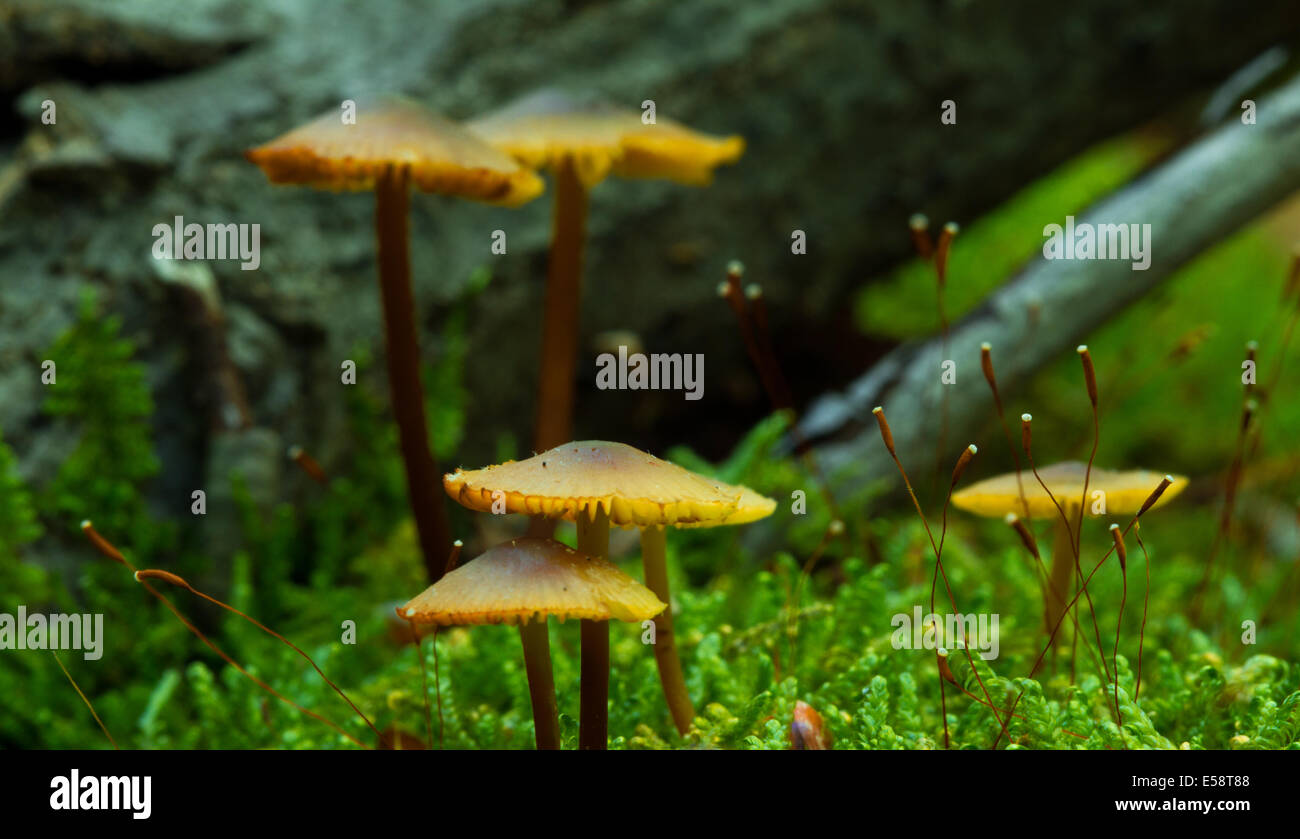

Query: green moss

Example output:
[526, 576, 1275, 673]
[41, 292, 158, 536]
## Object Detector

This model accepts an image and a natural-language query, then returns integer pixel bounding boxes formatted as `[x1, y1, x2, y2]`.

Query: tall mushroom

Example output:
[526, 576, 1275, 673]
[397, 536, 664, 750]
[246, 96, 543, 583]
[952, 462, 1186, 642]
[443, 440, 773, 745]
[467, 90, 744, 454]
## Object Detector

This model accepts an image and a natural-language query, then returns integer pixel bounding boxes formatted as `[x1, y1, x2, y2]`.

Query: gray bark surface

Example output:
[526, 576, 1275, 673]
[797, 74, 1300, 498]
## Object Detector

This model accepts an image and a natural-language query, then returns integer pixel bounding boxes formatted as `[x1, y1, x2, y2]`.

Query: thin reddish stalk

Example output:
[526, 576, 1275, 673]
[54, 651, 117, 749]
[1074, 347, 1111, 687]
[82, 521, 374, 748]
[981, 343, 1030, 520]
[992, 477, 1173, 749]
[1023, 439, 1095, 675]
[135, 568, 381, 742]
[930, 223, 957, 497]
[950, 680, 1089, 743]
[150, 579, 365, 747]
[722, 266, 842, 524]
[375, 166, 453, 582]
[746, 284, 793, 412]
[288, 445, 327, 485]
[1133, 524, 1152, 701]
[718, 263, 774, 400]
[533, 156, 589, 455]
[1005, 513, 1051, 596]
[908, 213, 933, 260]
[872, 408, 1009, 746]
[1109, 524, 1128, 732]
[1192, 390, 1256, 617]
[1022, 415, 1109, 684]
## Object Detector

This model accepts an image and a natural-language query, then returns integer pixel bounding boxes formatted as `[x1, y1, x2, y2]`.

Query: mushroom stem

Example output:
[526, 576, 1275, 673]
[1045, 514, 1075, 643]
[518, 618, 561, 750]
[640, 525, 695, 735]
[375, 166, 454, 583]
[533, 157, 589, 454]
[576, 507, 610, 749]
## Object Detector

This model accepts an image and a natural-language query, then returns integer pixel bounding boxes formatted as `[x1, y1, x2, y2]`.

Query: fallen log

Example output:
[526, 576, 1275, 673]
[796, 73, 1300, 500]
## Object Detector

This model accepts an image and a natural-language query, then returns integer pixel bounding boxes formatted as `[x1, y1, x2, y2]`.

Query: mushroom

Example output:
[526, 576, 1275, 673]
[443, 440, 772, 746]
[246, 96, 543, 583]
[397, 536, 664, 750]
[952, 462, 1186, 639]
[467, 90, 744, 453]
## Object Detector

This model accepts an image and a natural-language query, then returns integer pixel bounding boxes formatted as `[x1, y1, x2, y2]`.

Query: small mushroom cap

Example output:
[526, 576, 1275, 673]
[444, 440, 774, 528]
[245, 96, 543, 206]
[467, 89, 744, 188]
[952, 461, 1188, 518]
[397, 537, 665, 626]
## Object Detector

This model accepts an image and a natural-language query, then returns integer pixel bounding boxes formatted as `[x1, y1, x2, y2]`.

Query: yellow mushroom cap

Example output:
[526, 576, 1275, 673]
[676, 481, 777, 528]
[397, 537, 665, 626]
[466, 89, 744, 189]
[245, 96, 543, 206]
[951, 461, 1188, 518]
[443, 440, 774, 528]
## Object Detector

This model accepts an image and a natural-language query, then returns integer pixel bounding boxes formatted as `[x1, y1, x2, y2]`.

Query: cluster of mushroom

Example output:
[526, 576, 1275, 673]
[398, 441, 775, 749]
[245, 93, 753, 749]
[245, 93, 744, 584]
